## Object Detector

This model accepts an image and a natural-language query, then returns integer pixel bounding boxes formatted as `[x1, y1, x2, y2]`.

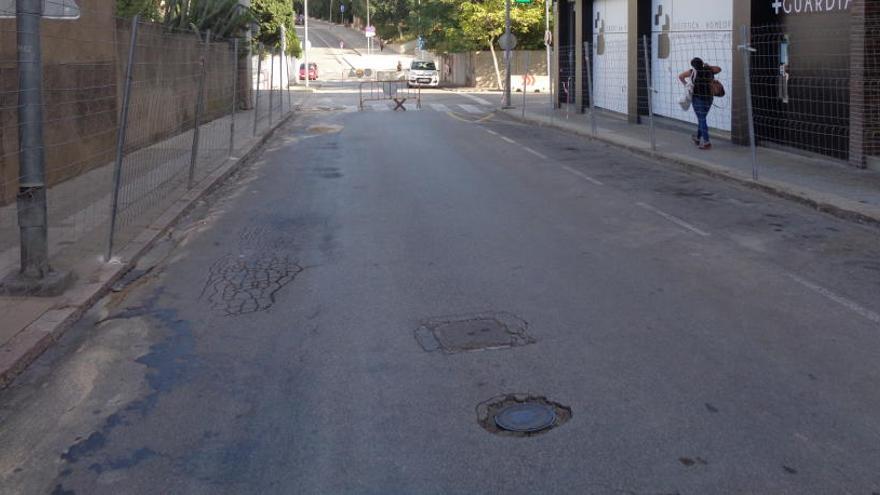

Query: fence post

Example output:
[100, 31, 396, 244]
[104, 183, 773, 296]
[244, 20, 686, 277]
[584, 42, 597, 135]
[642, 35, 656, 152]
[106, 15, 140, 262]
[253, 45, 262, 136]
[188, 30, 210, 190]
[738, 25, 759, 180]
[269, 48, 274, 127]
[229, 38, 238, 156]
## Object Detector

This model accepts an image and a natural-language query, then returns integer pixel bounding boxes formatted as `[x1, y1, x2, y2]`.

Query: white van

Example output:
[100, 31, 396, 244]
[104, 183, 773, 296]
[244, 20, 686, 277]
[408, 60, 439, 88]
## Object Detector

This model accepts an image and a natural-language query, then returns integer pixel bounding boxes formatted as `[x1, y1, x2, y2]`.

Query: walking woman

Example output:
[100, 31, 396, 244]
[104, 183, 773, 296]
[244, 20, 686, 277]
[679, 58, 721, 150]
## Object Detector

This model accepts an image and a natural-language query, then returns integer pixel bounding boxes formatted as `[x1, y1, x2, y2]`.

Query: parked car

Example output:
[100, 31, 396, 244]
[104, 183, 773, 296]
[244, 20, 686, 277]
[408, 60, 439, 88]
[299, 63, 318, 81]
[295, 14, 305, 25]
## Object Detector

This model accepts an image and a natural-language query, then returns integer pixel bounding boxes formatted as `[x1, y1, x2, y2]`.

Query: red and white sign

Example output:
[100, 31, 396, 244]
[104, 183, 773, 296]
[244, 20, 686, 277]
[365, 25, 376, 38]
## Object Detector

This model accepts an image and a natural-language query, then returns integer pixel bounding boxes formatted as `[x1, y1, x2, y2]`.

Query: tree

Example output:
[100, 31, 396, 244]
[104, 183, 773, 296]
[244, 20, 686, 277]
[459, 0, 545, 88]
[253, 0, 303, 57]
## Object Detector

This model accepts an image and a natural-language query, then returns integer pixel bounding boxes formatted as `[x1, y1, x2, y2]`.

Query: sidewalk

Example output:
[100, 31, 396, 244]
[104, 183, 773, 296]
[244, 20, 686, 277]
[0, 87, 314, 388]
[502, 97, 880, 226]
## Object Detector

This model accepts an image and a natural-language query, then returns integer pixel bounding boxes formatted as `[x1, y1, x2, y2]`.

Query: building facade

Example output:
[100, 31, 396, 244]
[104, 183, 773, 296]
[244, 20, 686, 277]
[552, 0, 879, 168]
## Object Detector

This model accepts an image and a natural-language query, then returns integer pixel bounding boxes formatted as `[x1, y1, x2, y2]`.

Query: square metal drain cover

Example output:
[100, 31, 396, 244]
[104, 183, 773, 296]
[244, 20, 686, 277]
[415, 312, 534, 353]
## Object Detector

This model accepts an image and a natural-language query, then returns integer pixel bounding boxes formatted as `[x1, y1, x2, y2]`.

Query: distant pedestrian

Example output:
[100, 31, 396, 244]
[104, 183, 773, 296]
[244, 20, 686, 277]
[679, 57, 721, 150]
[379, 39, 385, 51]
[339, 40, 345, 49]
[396, 60, 402, 72]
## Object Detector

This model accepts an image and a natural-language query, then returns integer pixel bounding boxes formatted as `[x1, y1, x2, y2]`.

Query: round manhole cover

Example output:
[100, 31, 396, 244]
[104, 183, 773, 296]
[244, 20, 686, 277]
[477, 394, 571, 437]
[494, 403, 557, 432]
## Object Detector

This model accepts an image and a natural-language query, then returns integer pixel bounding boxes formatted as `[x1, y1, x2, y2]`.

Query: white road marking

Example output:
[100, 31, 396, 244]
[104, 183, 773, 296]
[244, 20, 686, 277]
[342, 105, 358, 112]
[500, 136, 516, 144]
[635, 202, 710, 236]
[561, 165, 604, 186]
[370, 103, 390, 112]
[522, 146, 548, 160]
[459, 104, 484, 114]
[787, 273, 880, 325]
[430, 103, 451, 112]
[458, 93, 495, 106]
[484, 129, 498, 136]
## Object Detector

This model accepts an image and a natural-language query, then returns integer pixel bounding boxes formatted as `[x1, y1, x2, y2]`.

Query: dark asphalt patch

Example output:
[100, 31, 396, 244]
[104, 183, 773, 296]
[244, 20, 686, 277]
[414, 312, 534, 353]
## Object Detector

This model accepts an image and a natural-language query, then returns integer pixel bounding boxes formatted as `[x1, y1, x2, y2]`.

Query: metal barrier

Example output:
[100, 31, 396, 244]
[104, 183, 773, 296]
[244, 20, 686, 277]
[358, 80, 421, 111]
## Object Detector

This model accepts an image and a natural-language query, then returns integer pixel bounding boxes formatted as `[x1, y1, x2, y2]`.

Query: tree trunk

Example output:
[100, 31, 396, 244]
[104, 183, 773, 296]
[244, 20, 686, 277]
[488, 39, 503, 91]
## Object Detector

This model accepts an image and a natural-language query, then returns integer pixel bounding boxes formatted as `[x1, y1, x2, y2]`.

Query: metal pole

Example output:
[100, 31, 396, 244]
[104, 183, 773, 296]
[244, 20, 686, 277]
[367, 0, 371, 55]
[584, 42, 596, 135]
[12, 0, 49, 281]
[229, 38, 238, 156]
[739, 25, 759, 180]
[269, 47, 274, 126]
[522, 51, 529, 118]
[188, 30, 210, 190]
[279, 26, 286, 116]
[642, 35, 655, 152]
[546, 0, 552, 114]
[304, 0, 310, 88]
[253, 45, 262, 136]
[503, 0, 512, 108]
[285, 51, 292, 113]
[107, 15, 140, 261]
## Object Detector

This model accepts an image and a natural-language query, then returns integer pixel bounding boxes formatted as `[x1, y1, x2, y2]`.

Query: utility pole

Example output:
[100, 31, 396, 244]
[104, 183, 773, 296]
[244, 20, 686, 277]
[2, 0, 71, 295]
[503, 0, 512, 107]
[303, 0, 309, 88]
[366, 0, 371, 54]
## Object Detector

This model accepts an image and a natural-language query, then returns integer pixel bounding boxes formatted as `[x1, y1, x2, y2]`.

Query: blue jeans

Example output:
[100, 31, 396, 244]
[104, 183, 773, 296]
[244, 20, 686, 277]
[692, 96, 711, 142]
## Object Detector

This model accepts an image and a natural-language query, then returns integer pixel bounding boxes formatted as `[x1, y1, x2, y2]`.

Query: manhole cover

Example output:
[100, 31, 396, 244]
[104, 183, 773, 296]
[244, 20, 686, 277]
[494, 403, 557, 432]
[414, 312, 534, 353]
[477, 394, 571, 437]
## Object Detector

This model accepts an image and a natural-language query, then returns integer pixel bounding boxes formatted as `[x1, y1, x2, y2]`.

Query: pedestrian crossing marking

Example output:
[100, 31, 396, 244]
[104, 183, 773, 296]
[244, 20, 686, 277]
[429, 103, 451, 112]
[459, 104, 483, 114]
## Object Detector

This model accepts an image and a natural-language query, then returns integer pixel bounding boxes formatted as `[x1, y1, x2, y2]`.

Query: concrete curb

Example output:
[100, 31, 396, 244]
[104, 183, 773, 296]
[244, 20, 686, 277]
[500, 109, 880, 228]
[0, 113, 295, 389]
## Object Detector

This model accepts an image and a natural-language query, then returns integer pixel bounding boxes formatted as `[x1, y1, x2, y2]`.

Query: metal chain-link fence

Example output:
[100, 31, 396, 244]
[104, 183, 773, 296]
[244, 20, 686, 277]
[0, 7, 296, 285]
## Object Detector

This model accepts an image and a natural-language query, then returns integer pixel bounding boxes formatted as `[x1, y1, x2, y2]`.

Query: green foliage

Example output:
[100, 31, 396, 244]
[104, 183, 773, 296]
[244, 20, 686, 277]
[161, 0, 255, 39]
[253, 0, 303, 57]
[458, 0, 546, 49]
[299, 0, 547, 52]
[116, 0, 161, 21]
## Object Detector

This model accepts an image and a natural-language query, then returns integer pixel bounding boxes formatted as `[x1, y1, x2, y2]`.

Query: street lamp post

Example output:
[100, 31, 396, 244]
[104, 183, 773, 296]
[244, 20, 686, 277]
[366, 0, 371, 54]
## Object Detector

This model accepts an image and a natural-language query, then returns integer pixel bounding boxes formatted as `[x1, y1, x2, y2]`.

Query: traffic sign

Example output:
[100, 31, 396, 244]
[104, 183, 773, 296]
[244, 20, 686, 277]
[340, 3, 345, 12]
[365, 25, 376, 37]
[0, 0, 80, 18]
[498, 32, 517, 50]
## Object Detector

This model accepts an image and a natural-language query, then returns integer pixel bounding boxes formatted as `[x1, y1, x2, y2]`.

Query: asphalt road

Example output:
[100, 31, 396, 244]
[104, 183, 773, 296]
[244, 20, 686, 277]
[2, 87, 880, 494]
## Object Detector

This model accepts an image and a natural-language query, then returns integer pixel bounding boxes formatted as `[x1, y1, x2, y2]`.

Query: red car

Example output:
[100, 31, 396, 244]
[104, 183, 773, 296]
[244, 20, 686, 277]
[299, 63, 318, 81]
